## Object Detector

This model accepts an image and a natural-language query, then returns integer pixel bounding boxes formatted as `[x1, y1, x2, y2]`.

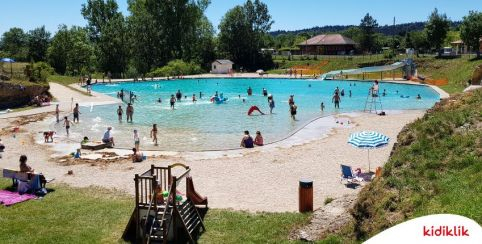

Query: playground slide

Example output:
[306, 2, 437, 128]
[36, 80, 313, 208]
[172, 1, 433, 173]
[187, 176, 208, 207]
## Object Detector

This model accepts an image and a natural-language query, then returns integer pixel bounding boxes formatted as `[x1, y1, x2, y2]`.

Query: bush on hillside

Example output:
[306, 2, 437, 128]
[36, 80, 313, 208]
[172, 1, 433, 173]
[348, 90, 482, 241]
[24, 62, 54, 82]
[148, 60, 203, 77]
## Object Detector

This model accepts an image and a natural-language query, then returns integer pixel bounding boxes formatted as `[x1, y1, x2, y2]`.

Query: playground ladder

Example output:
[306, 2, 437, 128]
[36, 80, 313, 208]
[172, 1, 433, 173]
[363, 90, 383, 114]
[176, 198, 206, 243]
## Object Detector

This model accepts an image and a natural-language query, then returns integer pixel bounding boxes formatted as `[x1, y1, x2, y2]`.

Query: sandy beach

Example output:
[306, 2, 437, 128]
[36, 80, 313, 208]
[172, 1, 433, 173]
[0, 82, 425, 212]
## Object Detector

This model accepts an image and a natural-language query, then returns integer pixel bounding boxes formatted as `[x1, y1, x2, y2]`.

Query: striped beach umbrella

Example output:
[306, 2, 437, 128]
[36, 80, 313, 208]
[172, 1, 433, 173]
[348, 131, 390, 172]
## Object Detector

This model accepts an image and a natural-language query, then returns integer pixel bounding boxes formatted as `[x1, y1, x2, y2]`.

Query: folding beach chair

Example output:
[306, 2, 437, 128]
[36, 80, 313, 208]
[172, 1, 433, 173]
[340, 164, 363, 184]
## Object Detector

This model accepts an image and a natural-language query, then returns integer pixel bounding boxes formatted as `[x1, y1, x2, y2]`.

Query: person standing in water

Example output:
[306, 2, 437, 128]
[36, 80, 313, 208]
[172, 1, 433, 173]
[288, 95, 295, 106]
[290, 104, 297, 120]
[126, 103, 134, 122]
[170, 95, 176, 109]
[63, 116, 71, 136]
[192, 94, 197, 103]
[332, 92, 341, 109]
[150, 124, 158, 146]
[73, 103, 81, 123]
[55, 104, 60, 123]
[117, 105, 123, 122]
[247, 87, 253, 96]
[268, 95, 275, 114]
[321, 102, 325, 111]
[176, 90, 182, 101]
[133, 129, 140, 151]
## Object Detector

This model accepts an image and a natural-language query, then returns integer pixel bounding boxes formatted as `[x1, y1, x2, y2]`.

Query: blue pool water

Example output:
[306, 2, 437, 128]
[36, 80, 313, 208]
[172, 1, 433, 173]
[60, 78, 440, 151]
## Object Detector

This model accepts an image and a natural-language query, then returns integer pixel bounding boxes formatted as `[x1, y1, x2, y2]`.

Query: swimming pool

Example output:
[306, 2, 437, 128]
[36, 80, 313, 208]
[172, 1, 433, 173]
[53, 78, 440, 151]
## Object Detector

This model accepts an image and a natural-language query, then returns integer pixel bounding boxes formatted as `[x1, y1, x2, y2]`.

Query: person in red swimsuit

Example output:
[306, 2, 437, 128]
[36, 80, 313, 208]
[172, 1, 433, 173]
[247, 106, 265, 115]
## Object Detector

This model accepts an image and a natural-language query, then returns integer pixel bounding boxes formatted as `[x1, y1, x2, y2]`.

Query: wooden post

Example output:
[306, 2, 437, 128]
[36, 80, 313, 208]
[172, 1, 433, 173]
[172, 176, 177, 243]
[380, 72, 383, 80]
[134, 174, 140, 242]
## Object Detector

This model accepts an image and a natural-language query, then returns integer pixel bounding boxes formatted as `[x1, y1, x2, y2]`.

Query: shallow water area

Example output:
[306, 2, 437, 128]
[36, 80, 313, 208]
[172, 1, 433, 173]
[52, 78, 440, 151]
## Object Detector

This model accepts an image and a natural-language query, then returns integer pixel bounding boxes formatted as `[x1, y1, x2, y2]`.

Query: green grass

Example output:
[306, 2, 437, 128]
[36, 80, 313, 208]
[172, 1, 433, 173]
[339, 89, 482, 242]
[199, 210, 309, 243]
[0, 178, 309, 243]
[48, 74, 80, 86]
[0, 179, 132, 243]
[270, 55, 482, 94]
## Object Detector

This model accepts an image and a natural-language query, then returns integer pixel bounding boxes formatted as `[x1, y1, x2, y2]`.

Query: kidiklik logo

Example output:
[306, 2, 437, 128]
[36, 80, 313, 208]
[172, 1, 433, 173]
[423, 225, 469, 237]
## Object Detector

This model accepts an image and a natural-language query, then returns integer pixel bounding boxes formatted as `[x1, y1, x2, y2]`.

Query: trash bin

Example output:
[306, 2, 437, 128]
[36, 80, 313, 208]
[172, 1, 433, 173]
[299, 179, 313, 213]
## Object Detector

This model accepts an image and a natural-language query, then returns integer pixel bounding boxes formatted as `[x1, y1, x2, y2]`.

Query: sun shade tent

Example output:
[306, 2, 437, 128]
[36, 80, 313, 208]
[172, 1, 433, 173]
[0, 58, 15, 79]
[321, 61, 406, 80]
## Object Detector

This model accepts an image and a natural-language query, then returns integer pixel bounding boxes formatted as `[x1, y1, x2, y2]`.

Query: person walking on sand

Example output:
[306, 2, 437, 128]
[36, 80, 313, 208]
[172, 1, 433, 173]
[150, 124, 158, 146]
[55, 104, 60, 123]
[73, 103, 81, 123]
[290, 104, 297, 120]
[133, 129, 140, 151]
[332, 92, 341, 109]
[63, 116, 71, 136]
[126, 103, 134, 122]
[117, 105, 123, 122]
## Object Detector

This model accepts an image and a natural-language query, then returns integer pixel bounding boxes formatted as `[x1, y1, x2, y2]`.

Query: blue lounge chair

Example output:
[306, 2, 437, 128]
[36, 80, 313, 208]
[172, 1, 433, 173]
[340, 164, 362, 184]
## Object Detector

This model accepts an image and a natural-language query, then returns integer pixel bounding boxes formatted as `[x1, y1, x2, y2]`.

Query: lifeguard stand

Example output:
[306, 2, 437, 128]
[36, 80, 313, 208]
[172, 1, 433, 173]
[364, 88, 383, 114]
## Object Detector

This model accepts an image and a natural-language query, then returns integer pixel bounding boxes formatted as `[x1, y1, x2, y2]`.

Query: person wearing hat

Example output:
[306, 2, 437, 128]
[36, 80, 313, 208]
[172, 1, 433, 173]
[102, 127, 115, 146]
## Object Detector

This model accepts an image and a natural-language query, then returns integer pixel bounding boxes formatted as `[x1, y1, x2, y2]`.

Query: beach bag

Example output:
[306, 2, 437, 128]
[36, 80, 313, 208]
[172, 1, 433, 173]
[29, 175, 42, 191]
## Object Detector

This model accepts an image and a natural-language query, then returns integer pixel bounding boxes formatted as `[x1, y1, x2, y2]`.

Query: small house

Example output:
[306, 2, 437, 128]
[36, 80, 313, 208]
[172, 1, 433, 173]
[211, 59, 234, 74]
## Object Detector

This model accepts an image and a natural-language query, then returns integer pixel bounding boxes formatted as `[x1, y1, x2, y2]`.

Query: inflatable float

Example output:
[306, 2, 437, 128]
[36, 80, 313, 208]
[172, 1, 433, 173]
[210, 93, 228, 104]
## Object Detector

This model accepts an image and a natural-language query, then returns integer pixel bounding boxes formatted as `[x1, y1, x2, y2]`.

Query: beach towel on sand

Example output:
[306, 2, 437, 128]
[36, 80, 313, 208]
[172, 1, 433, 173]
[0, 190, 36, 206]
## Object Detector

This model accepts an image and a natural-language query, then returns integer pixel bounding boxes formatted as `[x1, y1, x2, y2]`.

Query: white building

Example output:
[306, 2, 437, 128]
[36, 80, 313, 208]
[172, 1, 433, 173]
[211, 59, 234, 74]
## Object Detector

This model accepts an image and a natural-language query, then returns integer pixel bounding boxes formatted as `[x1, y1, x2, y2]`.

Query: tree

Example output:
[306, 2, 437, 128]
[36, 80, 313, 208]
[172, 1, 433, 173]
[411, 31, 430, 54]
[82, 0, 128, 77]
[28, 26, 51, 62]
[218, 0, 274, 71]
[460, 11, 482, 58]
[359, 13, 378, 53]
[47, 26, 95, 75]
[127, 0, 214, 74]
[425, 8, 450, 52]
[0, 28, 29, 61]
[47, 25, 70, 74]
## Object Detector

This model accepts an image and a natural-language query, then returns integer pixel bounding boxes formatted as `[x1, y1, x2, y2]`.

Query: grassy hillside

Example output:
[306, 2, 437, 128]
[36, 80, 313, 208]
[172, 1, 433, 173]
[341, 89, 482, 242]
[270, 55, 482, 94]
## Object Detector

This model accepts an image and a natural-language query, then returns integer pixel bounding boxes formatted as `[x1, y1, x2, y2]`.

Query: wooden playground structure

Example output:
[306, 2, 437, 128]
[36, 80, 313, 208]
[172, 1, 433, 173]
[123, 163, 208, 244]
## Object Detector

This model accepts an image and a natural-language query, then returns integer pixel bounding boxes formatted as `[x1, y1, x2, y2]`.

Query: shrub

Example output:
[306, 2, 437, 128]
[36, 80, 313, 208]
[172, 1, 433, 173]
[148, 60, 203, 77]
[24, 61, 54, 82]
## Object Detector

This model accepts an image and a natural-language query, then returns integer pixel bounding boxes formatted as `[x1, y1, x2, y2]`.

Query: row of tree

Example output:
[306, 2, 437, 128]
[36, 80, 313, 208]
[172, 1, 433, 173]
[270, 9, 482, 57]
[0, 0, 275, 77]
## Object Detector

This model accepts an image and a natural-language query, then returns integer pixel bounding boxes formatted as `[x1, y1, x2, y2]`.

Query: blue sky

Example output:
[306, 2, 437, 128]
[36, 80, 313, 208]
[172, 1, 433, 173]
[0, 0, 480, 35]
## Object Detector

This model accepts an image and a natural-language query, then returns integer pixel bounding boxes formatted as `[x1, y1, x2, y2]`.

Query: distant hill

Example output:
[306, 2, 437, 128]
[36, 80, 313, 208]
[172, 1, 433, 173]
[270, 21, 461, 36]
